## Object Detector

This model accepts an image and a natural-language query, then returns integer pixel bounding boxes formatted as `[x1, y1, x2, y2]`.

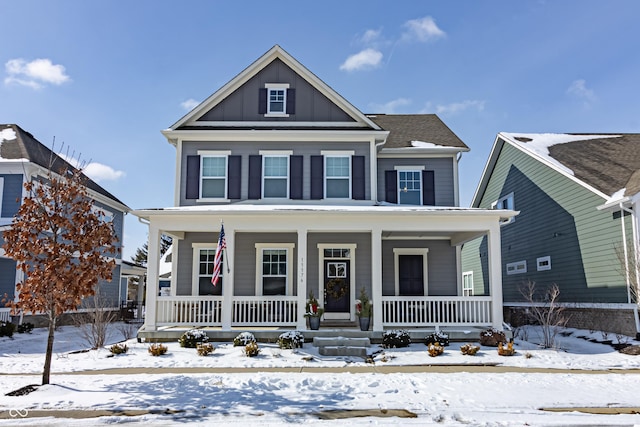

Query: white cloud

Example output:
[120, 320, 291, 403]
[421, 100, 485, 116]
[360, 29, 382, 44]
[58, 153, 125, 183]
[339, 48, 383, 72]
[4, 58, 70, 89]
[567, 79, 596, 105]
[180, 98, 200, 111]
[401, 16, 446, 42]
[369, 98, 411, 114]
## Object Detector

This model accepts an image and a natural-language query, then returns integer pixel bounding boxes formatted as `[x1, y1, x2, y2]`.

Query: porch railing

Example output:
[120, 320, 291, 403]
[381, 296, 493, 327]
[156, 296, 224, 326]
[232, 296, 298, 326]
[0, 308, 11, 323]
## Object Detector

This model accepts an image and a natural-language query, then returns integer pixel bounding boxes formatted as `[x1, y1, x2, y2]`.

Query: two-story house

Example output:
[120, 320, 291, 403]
[462, 132, 640, 337]
[134, 45, 514, 339]
[0, 124, 130, 325]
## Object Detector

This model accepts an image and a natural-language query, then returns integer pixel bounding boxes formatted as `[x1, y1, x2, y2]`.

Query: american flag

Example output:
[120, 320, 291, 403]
[211, 224, 226, 286]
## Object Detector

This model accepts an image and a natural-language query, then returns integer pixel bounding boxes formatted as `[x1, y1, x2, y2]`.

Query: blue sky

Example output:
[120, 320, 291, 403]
[2, 1, 639, 260]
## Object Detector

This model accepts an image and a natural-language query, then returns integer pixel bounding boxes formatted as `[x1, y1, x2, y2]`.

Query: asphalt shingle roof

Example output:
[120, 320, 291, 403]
[368, 114, 468, 149]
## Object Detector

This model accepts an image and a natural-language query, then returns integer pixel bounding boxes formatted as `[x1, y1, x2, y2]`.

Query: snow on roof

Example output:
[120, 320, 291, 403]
[605, 187, 627, 204]
[501, 132, 622, 176]
[0, 128, 17, 143]
[411, 140, 446, 149]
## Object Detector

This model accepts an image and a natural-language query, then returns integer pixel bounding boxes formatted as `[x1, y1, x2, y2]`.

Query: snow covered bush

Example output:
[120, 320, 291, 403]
[427, 342, 444, 357]
[17, 322, 34, 334]
[460, 343, 480, 356]
[425, 331, 449, 346]
[179, 329, 209, 348]
[148, 343, 168, 356]
[479, 328, 506, 347]
[382, 329, 411, 348]
[277, 331, 304, 349]
[0, 322, 15, 337]
[233, 332, 256, 347]
[243, 341, 260, 357]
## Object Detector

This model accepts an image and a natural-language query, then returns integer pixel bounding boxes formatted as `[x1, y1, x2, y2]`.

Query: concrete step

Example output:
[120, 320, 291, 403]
[313, 336, 371, 348]
[318, 346, 368, 357]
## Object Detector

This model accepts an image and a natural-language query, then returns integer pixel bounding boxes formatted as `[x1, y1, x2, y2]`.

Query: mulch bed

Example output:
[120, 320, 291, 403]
[619, 345, 640, 355]
[5, 384, 39, 396]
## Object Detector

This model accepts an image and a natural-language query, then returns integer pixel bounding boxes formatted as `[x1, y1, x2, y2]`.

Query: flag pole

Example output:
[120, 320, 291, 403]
[222, 219, 230, 274]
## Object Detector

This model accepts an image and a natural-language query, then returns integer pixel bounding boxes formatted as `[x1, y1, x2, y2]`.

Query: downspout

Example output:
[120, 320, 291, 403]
[620, 203, 631, 304]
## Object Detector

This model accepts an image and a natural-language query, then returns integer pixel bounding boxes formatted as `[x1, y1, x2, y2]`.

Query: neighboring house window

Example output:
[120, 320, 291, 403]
[398, 170, 422, 205]
[323, 152, 352, 199]
[506, 260, 527, 275]
[201, 156, 227, 199]
[462, 271, 474, 296]
[193, 245, 222, 296]
[537, 256, 551, 271]
[255, 243, 295, 295]
[493, 193, 515, 225]
[262, 153, 290, 198]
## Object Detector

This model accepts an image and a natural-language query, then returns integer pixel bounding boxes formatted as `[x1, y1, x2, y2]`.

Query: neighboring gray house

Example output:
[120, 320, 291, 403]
[0, 124, 130, 324]
[133, 45, 513, 338]
[462, 132, 640, 336]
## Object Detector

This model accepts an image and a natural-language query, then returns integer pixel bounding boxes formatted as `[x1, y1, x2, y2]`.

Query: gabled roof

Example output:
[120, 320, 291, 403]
[472, 132, 640, 207]
[368, 114, 469, 150]
[0, 124, 128, 208]
[169, 45, 380, 131]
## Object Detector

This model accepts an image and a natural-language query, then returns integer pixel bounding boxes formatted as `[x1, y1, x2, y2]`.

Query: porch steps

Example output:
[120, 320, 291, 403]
[313, 336, 371, 357]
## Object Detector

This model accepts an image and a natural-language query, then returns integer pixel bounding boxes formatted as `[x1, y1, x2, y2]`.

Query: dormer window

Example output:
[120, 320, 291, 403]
[262, 83, 291, 117]
[268, 88, 285, 113]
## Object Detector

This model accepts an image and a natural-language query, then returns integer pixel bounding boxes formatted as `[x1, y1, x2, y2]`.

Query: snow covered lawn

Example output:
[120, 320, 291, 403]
[1, 324, 640, 425]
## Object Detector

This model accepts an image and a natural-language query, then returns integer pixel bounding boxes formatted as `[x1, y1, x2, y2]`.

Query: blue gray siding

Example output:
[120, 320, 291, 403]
[0, 257, 17, 301]
[1, 174, 23, 218]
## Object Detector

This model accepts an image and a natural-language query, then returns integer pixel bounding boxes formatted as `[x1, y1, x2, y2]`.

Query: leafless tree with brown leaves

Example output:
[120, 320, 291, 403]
[3, 168, 119, 385]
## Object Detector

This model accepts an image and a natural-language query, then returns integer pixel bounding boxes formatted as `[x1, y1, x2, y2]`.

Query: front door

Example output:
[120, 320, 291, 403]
[399, 255, 424, 296]
[323, 260, 350, 318]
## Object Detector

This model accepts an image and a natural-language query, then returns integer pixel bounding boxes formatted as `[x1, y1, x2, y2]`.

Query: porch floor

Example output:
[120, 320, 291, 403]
[136, 325, 492, 344]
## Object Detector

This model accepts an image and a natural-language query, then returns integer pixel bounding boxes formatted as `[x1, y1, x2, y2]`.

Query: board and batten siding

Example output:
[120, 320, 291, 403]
[474, 139, 627, 303]
[198, 58, 353, 123]
[180, 141, 371, 206]
[376, 157, 455, 206]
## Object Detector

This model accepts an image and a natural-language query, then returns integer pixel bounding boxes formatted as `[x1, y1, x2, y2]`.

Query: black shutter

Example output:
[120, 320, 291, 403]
[352, 155, 365, 200]
[286, 88, 296, 114]
[310, 155, 323, 200]
[186, 155, 200, 199]
[290, 155, 303, 199]
[423, 170, 435, 206]
[248, 155, 262, 199]
[227, 155, 241, 199]
[385, 170, 397, 204]
[258, 88, 267, 114]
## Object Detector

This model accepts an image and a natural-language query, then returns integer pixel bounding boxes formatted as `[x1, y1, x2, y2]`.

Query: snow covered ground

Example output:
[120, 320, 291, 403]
[1, 323, 640, 426]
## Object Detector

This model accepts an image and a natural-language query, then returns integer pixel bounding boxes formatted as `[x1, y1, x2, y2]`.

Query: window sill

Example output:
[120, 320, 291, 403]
[264, 113, 289, 118]
[196, 198, 230, 203]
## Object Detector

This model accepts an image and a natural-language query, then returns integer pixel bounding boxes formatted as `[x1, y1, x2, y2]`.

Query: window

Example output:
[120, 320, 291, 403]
[325, 155, 351, 198]
[462, 271, 474, 296]
[255, 243, 295, 295]
[506, 260, 527, 275]
[264, 83, 289, 116]
[91, 205, 114, 223]
[398, 170, 422, 205]
[537, 256, 551, 271]
[493, 193, 515, 225]
[262, 154, 289, 198]
[193, 245, 222, 296]
[198, 151, 230, 200]
[393, 248, 429, 296]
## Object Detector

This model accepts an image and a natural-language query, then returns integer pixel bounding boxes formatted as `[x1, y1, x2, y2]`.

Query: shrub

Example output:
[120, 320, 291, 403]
[243, 341, 260, 357]
[382, 329, 411, 348]
[148, 343, 168, 356]
[277, 331, 305, 349]
[498, 341, 515, 356]
[479, 328, 506, 347]
[109, 343, 128, 355]
[196, 343, 214, 356]
[427, 342, 444, 357]
[0, 322, 16, 337]
[233, 332, 256, 347]
[460, 343, 480, 356]
[425, 331, 449, 346]
[17, 322, 34, 334]
[179, 329, 209, 348]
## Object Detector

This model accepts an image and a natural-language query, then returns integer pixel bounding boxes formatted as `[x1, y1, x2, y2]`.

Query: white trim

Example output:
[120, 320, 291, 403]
[462, 271, 474, 296]
[0, 177, 4, 218]
[536, 255, 551, 271]
[197, 150, 232, 156]
[396, 169, 423, 206]
[492, 192, 515, 225]
[505, 302, 638, 310]
[198, 152, 229, 200]
[254, 243, 295, 296]
[191, 243, 219, 296]
[394, 165, 425, 171]
[261, 154, 290, 199]
[506, 260, 527, 275]
[264, 83, 290, 89]
[259, 150, 293, 156]
[321, 150, 355, 156]
[393, 248, 429, 296]
[323, 153, 352, 199]
[317, 243, 357, 320]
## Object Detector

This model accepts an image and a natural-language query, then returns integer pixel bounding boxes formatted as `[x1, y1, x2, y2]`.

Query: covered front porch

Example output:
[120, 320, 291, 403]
[134, 205, 511, 339]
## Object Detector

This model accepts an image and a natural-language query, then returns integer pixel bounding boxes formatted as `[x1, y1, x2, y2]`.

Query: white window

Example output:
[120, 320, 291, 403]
[261, 152, 290, 198]
[192, 245, 222, 296]
[91, 205, 114, 223]
[493, 193, 515, 225]
[463, 271, 474, 296]
[537, 256, 551, 271]
[198, 150, 230, 200]
[255, 243, 295, 295]
[506, 260, 527, 275]
[265, 83, 289, 117]
[323, 153, 352, 199]
[398, 170, 422, 205]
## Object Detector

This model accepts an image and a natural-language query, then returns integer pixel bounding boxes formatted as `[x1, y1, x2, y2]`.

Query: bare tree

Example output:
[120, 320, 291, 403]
[520, 281, 568, 348]
[3, 168, 119, 384]
[615, 239, 639, 305]
[74, 291, 117, 349]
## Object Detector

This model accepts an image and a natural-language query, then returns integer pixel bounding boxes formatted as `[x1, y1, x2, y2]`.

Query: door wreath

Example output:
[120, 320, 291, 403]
[325, 278, 348, 299]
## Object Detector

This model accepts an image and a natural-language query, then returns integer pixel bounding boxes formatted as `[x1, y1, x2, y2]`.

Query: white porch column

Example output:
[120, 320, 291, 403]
[487, 224, 504, 330]
[371, 227, 383, 331]
[143, 223, 161, 331]
[296, 228, 308, 330]
[221, 225, 235, 330]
